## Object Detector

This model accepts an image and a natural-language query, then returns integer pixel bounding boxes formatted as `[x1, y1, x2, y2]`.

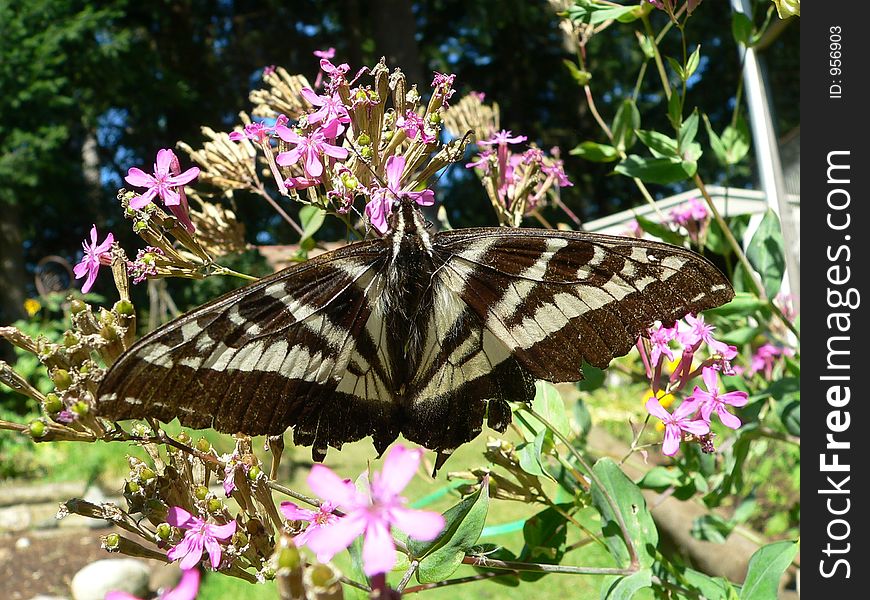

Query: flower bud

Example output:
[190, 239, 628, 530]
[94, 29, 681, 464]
[43, 393, 63, 414]
[71, 401, 89, 416]
[232, 529, 249, 547]
[277, 543, 301, 570]
[113, 299, 135, 316]
[139, 467, 156, 481]
[70, 299, 87, 314]
[195, 485, 209, 501]
[62, 331, 79, 348]
[125, 480, 141, 494]
[248, 465, 262, 481]
[195, 438, 211, 452]
[29, 420, 46, 438]
[356, 132, 371, 146]
[207, 498, 223, 512]
[104, 533, 121, 550]
[51, 369, 72, 391]
[156, 522, 171, 540]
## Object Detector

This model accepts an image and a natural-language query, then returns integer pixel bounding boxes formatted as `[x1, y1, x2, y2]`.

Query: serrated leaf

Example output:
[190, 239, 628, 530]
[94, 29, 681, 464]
[746, 210, 786, 298]
[570, 141, 619, 162]
[410, 478, 490, 583]
[739, 540, 799, 600]
[591, 458, 658, 568]
[614, 155, 692, 184]
[612, 99, 640, 152]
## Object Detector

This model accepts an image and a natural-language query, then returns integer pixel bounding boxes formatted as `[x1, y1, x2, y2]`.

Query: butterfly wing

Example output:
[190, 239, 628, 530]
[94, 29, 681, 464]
[97, 240, 403, 457]
[433, 227, 734, 382]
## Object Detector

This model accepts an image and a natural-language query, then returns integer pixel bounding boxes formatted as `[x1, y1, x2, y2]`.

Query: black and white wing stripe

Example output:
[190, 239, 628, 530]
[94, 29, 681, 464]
[432, 228, 734, 382]
[98, 241, 401, 457]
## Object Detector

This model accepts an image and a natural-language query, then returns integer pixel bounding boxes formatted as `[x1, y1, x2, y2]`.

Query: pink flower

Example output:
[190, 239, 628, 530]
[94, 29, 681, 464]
[300, 88, 350, 130]
[313, 47, 336, 60]
[73, 225, 114, 293]
[648, 322, 679, 366]
[365, 155, 435, 234]
[687, 367, 749, 430]
[748, 342, 793, 380]
[397, 110, 435, 144]
[228, 116, 289, 144]
[106, 568, 200, 600]
[301, 445, 446, 576]
[669, 197, 708, 226]
[646, 397, 710, 456]
[124, 149, 200, 214]
[281, 500, 341, 548]
[431, 71, 456, 105]
[678, 314, 732, 356]
[275, 121, 349, 178]
[166, 507, 237, 570]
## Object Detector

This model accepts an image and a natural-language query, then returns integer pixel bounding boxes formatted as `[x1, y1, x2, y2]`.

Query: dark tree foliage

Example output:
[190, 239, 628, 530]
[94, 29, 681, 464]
[1, 0, 798, 311]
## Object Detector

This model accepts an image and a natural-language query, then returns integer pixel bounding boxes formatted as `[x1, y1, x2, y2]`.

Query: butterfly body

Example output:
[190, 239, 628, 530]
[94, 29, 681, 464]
[98, 199, 733, 462]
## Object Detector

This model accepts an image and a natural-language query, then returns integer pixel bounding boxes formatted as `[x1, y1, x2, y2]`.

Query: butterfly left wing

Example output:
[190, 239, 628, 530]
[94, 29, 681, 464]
[432, 227, 734, 382]
[98, 241, 403, 457]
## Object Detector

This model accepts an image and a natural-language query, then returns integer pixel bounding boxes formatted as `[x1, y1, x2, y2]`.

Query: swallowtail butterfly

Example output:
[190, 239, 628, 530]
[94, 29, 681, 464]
[98, 199, 733, 465]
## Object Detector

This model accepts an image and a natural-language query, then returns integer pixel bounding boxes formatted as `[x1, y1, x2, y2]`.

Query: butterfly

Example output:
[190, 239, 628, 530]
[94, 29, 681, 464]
[98, 198, 733, 466]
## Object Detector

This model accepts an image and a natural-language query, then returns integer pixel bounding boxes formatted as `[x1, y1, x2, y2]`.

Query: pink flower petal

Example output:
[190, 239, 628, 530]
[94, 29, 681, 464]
[177, 536, 205, 570]
[407, 189, 434, 206]
[276, 125, 303, 144]
[73, 259, 90, 278]
[164, 569, 201, 600]
[681, 419, 710, 436]
[716, 406, 742, 429]
[155, 149, 175, 175]
[322, 142, 349, 160]
[305, 512, 367, 562]
[300, 87, 324, 106]
[94, 232, 115, 255]
[203, 535, 223, 569]
[280, 502, 318, 522]
[303, 150, 323, 178]
[166, 506, 195, 528]
[276, 148, 303, 167]
[721, 390, 749, 407]
[384, 155, 406, 189]
[662, 426, 681, 456]
[645, 397, 670, 421]
[361, 520, 397, 576]
[129, 188, 158, 210]
[377, 445, 422, 498]
[391, 507, 445, 541]
[206, 520, 237, 540]
[306, 464, 361, 508]
[124, 167, 155, 188]
[167, 166, 200, 187]
[161, 187, 181, 207]
[701, 367, 719, 393]
[81, 265, 98, 294]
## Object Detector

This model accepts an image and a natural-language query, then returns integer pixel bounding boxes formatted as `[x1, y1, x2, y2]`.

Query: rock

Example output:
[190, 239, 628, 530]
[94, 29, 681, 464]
[0, 504, 32, 532]
[16, 536, 32, 549]
[70, 558, 151, 600]
[29, 596, 70, 600]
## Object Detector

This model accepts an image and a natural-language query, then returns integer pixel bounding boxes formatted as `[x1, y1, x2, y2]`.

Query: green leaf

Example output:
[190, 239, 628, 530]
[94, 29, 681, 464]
[614, 155, 692, 184]
[612, 99, 640, 152]
[691, 514, 734, 543]
[591, 458, 658, 568]
[666, 55, 685, 81]
[601, 569, 652, 600]
[566, 1, 639, 25]
[655, 564, 738, 600]
[733, 496, 758, 525]
[746, 210, 786, 298]
[517, 430, 550, 478]
[721, 116, 751, 164]
[739, 540, 799, 600]
[576, 363, 605, 391]
[410, 478, 490, 583]
[777, 399, 800, 436]
[298, 205, 326, 246]
[685, 45, 701, 80]
[704, 113, 729, 165]
[718, 325, 762, 346]
[637, 466, 684, 491]
[518, 381, 571, 438]
[637, 33, 656, 60]
[562, 59, 591, 86]
[570, 141, 619, 162]
[704, 292, 768, 317]
[634, 214, 686, 246]
[668, 91, 683, 130]
[635, 129, 678, 158]
[732, 12, 754, 46]
[678, 110, 700, 152]
[518, 505, 570, 581]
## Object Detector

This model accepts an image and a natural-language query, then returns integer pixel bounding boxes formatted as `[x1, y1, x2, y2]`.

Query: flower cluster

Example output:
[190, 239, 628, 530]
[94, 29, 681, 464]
[465, 130, 572, 227]
[227, 56, 469, 236]
[667, 197, 709, 244]
[638, 314, 747, 456]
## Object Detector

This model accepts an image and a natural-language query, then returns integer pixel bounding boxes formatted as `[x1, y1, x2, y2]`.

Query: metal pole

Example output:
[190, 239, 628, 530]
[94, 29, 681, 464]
[730, 0, 800, 312]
